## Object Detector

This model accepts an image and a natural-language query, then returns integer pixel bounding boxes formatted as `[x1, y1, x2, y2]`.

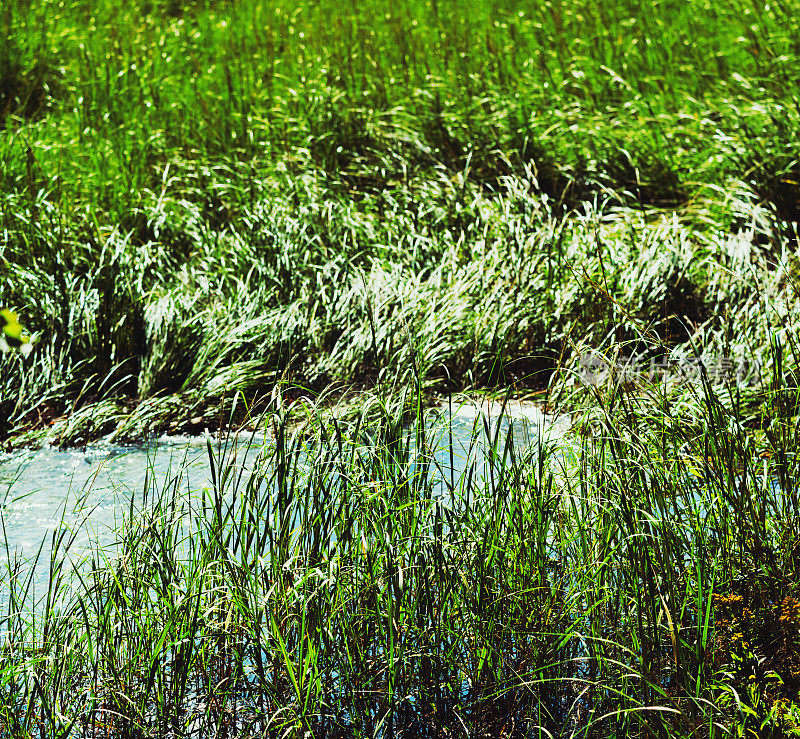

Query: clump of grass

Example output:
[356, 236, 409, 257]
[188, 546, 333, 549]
[4, 161, 797, 448]
[0, 30, 55, 125]
[1, 374, 799, 736]
[1, 0, 800, 445]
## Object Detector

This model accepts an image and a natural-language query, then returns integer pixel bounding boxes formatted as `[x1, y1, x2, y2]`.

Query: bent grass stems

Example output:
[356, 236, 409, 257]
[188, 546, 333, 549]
[0, 382, 792, 735]
[2, 0, 800, 733]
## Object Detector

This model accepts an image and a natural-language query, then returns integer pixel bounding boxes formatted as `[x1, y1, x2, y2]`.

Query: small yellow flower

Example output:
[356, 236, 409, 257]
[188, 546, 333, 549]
[779, 596, 800, 624]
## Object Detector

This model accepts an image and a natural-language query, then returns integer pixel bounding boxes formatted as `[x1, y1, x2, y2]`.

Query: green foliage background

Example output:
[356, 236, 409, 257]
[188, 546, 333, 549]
[2, 0, 800, 443]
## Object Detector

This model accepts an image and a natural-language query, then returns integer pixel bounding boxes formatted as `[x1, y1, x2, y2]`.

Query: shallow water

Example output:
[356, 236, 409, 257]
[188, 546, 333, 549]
[0, 402, 562, 593]
[0, 403, 566, 737]
[3, 438, 203, 553]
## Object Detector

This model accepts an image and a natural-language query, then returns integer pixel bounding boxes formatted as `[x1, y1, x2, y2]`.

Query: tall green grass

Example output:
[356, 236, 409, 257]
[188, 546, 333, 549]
[2, 0, 800, 445]
[1, 168, 797, 446]
[2, 377, 800, 737]
[2, 2, 800, 731]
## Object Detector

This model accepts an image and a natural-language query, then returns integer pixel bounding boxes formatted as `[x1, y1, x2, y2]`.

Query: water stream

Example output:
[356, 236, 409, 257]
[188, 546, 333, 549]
[0, 401, 564, 593]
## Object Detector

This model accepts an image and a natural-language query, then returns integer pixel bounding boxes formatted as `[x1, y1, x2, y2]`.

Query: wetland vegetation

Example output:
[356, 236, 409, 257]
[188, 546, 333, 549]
[2, 0, 800, 734]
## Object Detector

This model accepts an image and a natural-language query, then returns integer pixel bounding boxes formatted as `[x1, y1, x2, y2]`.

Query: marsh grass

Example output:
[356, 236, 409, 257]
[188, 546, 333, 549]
[3, 0, 800, 733]
[2, 0, 800, 445]
[1, 378, 800, 737]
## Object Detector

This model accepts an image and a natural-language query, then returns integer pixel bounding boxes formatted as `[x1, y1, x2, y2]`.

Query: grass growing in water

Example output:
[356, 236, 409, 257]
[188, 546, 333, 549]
[2, 0, 800, 734]
[1, 378, 800, 737]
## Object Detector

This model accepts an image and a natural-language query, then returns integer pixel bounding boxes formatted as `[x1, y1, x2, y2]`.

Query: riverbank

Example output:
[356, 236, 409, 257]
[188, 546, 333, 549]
[3, 0, 800, 734]
[3, 0, 800, 451]
[0, 178, 787, 451]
